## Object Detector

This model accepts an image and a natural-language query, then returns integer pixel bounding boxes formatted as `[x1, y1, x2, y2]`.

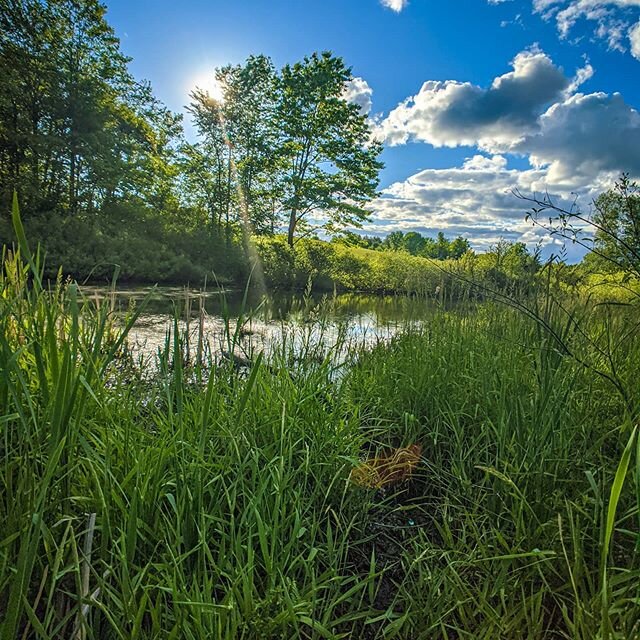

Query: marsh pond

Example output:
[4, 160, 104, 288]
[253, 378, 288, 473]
[81, 285, 443, 363]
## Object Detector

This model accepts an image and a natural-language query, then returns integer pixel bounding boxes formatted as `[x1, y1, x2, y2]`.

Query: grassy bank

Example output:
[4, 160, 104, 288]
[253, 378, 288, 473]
[1, 237, 639, 638]
[255, 236, 540, 299]
[10, 219, 538, 299]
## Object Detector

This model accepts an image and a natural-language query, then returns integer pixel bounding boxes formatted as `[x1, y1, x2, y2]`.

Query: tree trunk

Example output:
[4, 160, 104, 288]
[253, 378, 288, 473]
[69, 150, 76, 214]
[287, 210, 296, 246]
[225, 152, 232, 247]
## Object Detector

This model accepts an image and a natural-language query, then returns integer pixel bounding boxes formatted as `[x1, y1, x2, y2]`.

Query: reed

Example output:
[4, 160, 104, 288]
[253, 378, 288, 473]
[1, 200, 638, 638]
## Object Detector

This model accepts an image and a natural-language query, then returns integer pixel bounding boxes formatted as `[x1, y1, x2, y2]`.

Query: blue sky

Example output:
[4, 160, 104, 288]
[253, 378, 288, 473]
[104, 0, 640, 256]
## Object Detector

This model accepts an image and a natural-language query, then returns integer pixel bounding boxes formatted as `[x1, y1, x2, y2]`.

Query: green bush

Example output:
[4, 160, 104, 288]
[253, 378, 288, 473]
[254, 235, 296, 288]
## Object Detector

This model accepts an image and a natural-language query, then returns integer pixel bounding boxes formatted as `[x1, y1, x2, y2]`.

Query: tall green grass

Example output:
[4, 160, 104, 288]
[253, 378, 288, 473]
[1, 203, 639, 638]
[345, 303, 639, 639]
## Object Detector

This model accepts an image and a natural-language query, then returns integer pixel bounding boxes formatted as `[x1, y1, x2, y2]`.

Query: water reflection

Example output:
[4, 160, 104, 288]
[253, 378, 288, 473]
[82, 285, 439, 362]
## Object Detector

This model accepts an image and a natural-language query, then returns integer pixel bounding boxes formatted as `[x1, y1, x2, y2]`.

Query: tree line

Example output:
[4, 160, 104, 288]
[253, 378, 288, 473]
[336, 230, 472, 259]
[0, 0, 384, 282]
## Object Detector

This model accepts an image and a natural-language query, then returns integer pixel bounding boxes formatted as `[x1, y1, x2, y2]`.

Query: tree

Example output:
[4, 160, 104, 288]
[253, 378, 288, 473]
[517, 174, 640, 279]
[450, 236, 471, 259]
[0, 0, 208, 281]
[188, 56, 284, 239]
[402, 231, 425, 255]
[419, 232, 451, 259]
[179, 139, 227, 231]
[187, 52, 383, 246]
[333, 230, 382, 249]
[218, 55, 280, 235]
[435, 232, 451, 260]
[590, 175, 640, 272]
[275, 52, 383, 246]
[0, 0, 183, 218]
[420, 236, 437, 258]
[383, 231, 405, 251]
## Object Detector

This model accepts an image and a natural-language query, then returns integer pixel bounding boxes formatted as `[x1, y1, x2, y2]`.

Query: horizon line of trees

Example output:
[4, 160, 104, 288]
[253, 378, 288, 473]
[335, 230, 473, 260]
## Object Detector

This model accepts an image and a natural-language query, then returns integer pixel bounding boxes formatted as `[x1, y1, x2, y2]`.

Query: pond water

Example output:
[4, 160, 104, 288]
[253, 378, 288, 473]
[81, 285, 441, 364]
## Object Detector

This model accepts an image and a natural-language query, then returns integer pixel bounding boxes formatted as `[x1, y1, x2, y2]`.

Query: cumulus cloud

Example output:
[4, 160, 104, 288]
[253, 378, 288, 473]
[630, 20, 640, 57]
[380, 0, 408, 12]
[512, 91, 640, 183]
[377, 49, 571, 148]
[343, 77, 373, 114]
[376, 47, 640, 188]
[367, 154, 583, 253]
[366, 46, 639, 256]
[366, 154, 610, 258]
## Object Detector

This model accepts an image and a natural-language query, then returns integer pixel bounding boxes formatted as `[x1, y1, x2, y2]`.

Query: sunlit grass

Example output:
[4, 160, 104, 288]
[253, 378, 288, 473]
[1, 203, 639, 638]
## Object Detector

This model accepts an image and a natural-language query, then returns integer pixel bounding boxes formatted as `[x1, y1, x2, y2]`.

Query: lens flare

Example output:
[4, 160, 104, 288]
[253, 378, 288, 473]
[190, 73, 225, 103]
[211, 102, 268, 297]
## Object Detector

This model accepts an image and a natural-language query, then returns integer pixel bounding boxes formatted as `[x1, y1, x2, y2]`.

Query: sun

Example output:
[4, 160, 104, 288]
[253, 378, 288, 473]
[189, 71, 224, 102]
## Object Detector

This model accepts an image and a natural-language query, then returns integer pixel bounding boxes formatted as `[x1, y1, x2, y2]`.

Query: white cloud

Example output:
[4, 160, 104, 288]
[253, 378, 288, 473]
[377, 47, 639, 187]
[512, 91, 640, 183]
[529, 1, 640, 51]
[343, 77, 373, 114]
[368, 155, 588, 255]
[630, 20, 640, 57]
[501, 13, 525, 27]
[377, 48, 571, 148]
[367, 46, 640, 256]
[380, 0, 408, 12]
[566, 59, 595, 92]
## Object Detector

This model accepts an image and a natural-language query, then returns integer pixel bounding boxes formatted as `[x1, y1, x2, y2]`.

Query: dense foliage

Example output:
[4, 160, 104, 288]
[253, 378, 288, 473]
[187, 51, 383, 247]
[4, 0, 634, 296]
[0, 0, 383, 283]
[253, 235, 543, 300]
[589, 175, 640, 274]
[0, 0, 222, 281]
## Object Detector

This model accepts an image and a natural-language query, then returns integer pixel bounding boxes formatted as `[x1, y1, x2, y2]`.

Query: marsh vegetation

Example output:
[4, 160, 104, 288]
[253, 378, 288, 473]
[2, 1, 640, 638]
[1, 203, 639, 638]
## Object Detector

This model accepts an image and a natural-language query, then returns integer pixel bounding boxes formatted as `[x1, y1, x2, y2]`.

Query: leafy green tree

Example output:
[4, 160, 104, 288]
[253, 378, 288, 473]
[183, 93, 234, 241]
[479, 239, 539, 291]
[334, 231, 383, 249]
[188, 56, 283, 239]
[219, 55, 280, 235]
[379, 231, 469, 259]
[275, 52, 383, 246]
[420, 233, 450, 259]
[590, 175, 640, 273]
[179, 139, 228, 232]
[363, 235, 383, 250]
[0, 0, 218, 282]
[450, 236, 472, 259]
[188, 52, 383, 247]
[435, 232, 451, 260]
[520, 174, 640, 278]
[189, 56, 282, 234]
[420, 236, 437, 258]
[402, 231, 425, 255]
[0, 0, 182, 218]
[383, 231, 405, 251]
